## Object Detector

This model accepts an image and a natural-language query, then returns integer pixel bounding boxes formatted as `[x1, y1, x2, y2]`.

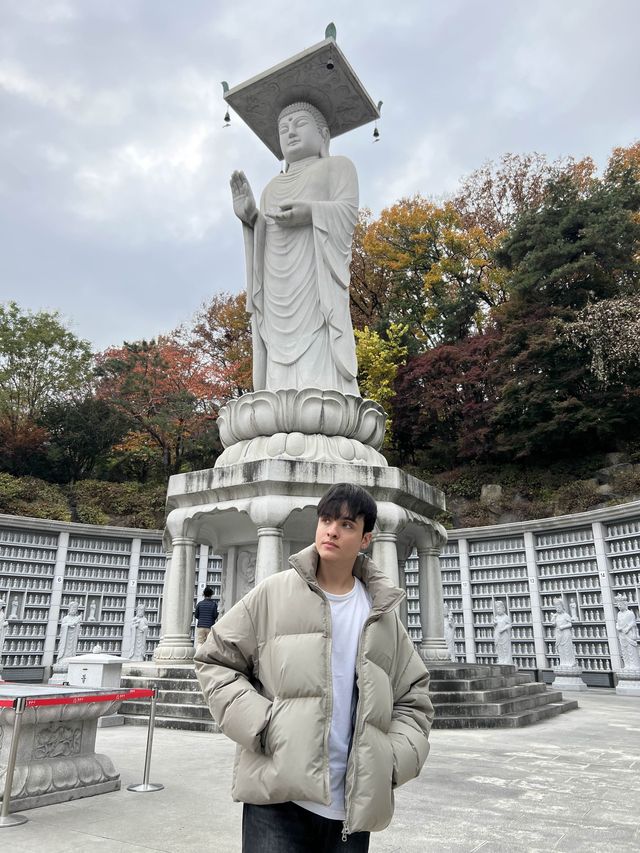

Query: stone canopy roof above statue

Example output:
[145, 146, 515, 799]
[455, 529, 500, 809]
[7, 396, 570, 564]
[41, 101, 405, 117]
[223, 23, 381, 159]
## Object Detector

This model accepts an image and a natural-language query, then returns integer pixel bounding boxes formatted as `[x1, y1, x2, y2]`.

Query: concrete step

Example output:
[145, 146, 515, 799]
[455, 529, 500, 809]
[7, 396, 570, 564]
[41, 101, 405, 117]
[431, 683, 548, 704]
[427, 666, 493, 679]
[433, 699, 579, 729]
[150, 689, 208, 705]
[123, 666, 197, 679]
[122, 701, 213, 720]
[121, 676, 202, 693]
[429, 676, 509, 691]
[434, 689, 566, 718]
[120, 713, 220, 733]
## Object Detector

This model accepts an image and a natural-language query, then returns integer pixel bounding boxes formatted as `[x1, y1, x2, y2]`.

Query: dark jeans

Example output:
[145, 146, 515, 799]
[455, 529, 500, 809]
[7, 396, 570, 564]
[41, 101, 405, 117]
[242, 802, 370, 853]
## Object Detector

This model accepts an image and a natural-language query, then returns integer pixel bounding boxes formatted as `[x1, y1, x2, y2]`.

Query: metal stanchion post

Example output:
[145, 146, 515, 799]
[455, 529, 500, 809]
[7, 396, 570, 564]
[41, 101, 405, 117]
[0, 697, 28, 828]
[127, 687, 164, 792]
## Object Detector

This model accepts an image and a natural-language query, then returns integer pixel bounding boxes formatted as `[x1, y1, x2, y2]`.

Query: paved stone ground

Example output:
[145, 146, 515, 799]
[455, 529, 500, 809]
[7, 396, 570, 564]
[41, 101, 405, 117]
[4, 690, 639, 852]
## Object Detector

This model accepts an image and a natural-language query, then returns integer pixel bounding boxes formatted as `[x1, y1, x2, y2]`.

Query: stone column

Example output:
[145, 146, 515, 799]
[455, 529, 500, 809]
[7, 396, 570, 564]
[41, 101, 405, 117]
[523, 531, 547, 671]
[154, 536, 197, 664]
[397, 554, 408, 628]
[372, 532, 400, 586]
[255, 527, 283, 585]
[457, 538, 476, 662]
[418, 546, 450, 661]
[592, 520, 622, 673]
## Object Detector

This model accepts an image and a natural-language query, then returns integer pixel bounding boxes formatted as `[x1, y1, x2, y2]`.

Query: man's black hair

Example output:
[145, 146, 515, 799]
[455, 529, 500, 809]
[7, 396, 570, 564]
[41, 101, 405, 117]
[316, 483, 377, 534]
[203, 586, 214, 598]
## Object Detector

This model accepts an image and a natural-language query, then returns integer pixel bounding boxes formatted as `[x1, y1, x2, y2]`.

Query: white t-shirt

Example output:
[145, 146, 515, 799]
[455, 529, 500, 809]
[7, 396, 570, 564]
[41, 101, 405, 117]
[295, 577, 372, 820]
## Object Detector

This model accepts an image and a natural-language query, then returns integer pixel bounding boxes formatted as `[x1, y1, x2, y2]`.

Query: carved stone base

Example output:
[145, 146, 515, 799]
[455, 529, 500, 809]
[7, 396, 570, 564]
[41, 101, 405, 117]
[216, 432, 387, 466]
[615, 669, 640, 696]
[215, 389, 387, 467]
[419, 639, 452, 662]
[153, 640, 195, 664]
[551, 666, 588, 692]
[5, 760, 120, 812]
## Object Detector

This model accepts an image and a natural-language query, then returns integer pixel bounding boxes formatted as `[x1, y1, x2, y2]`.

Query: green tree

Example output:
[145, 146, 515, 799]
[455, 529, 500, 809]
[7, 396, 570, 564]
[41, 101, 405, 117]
[453, 151, 596, 239]
[0, 302, 93, 474]
[360, 196, 505, 348]
[489, 157, 640, 459]
[0, 302, 93, 427]
[40, 397, 132, 483]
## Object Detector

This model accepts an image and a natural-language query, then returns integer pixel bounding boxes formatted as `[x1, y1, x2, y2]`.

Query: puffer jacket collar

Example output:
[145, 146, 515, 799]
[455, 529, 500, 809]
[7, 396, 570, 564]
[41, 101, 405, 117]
[288, 544, 405, 615]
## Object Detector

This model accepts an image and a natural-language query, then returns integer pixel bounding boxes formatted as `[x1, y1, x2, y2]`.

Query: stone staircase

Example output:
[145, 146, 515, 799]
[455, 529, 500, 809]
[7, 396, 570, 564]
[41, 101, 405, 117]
[429, 663, 579, 728]
[119, 665, 218, 732]
[118, 662, 578, 733]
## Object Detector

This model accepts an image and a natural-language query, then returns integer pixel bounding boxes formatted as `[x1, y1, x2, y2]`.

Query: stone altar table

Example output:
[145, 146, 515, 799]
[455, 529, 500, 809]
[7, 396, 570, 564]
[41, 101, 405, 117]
[0, 684, 125, 811]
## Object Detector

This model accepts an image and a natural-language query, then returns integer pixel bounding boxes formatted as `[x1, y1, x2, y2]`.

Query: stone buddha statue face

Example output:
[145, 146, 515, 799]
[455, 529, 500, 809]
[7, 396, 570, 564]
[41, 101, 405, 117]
[278, 103, 329, 165]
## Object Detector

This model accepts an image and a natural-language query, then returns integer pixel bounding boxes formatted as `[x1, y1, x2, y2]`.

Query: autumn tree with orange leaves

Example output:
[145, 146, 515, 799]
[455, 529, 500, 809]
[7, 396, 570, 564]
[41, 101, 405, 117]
[95, 338, 222, 478]
[177, 292, 252, 399]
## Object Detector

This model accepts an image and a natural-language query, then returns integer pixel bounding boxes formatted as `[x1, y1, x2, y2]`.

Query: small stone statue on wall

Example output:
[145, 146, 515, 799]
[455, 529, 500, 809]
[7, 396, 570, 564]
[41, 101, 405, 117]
[56, 601, 82, 662]
[615, 595, 640, 672]
[128, 604, 149, 661]
[552, 598, 578, 668]
[9, 595, 21, 620]
[0, 598, 9, 661]
[493, 601, 513, 665]
[443, 603, 456, 662]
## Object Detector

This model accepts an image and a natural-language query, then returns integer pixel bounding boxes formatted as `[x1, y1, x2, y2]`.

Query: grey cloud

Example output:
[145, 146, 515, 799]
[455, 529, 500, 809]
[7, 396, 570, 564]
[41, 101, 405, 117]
[1, 0, 638, 351]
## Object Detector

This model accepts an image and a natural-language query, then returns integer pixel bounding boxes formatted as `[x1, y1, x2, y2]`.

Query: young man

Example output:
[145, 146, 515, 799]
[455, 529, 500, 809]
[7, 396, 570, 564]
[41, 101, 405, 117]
[195, 483, 434, 852]
[194, 586, 218, 649]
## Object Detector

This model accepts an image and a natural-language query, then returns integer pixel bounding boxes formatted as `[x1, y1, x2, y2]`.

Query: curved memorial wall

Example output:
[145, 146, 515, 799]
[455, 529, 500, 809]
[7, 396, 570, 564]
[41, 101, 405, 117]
[1, 501, 638, 687]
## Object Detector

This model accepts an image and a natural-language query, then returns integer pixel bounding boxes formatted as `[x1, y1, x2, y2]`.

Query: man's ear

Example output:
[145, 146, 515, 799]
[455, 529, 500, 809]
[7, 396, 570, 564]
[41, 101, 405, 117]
[361, 531, 372, 550]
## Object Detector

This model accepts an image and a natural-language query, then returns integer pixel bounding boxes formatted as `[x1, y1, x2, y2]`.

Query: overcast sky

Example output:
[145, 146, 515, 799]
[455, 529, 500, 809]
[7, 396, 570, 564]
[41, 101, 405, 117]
[2, 0, 639, 352]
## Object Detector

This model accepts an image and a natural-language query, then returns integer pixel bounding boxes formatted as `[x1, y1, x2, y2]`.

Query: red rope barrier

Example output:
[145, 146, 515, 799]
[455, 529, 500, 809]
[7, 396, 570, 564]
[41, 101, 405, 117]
[0, 699, 15, 708]
[23, 687, 154, 708]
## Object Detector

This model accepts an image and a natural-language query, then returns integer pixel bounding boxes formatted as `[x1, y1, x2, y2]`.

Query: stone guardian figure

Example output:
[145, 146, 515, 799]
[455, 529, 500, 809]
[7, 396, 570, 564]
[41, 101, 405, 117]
[443, 603, 456, 661]
[615, 595, 640, 672]
[552, 598, 577, 668]
[56, 601, 82, 662]
[0, 598, 9, 662]
[128, 604, 150, 661]
[493, 601, 513, 665]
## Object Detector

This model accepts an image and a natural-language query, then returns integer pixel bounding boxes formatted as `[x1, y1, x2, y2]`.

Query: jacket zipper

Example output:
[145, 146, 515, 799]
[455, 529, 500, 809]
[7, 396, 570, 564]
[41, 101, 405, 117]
[309, 582, 334, 805]
[342, 613, 377, 840]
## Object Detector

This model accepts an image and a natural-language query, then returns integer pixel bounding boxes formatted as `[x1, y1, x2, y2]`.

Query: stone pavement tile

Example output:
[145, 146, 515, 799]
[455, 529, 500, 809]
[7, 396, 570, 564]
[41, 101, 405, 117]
[4, 690, 639, 853]
[0, 824, 170, 853]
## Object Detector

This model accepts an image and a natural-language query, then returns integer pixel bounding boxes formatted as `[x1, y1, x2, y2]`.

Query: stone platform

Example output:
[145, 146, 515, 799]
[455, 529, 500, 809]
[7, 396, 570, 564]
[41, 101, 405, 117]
[429, 663, 579, 728]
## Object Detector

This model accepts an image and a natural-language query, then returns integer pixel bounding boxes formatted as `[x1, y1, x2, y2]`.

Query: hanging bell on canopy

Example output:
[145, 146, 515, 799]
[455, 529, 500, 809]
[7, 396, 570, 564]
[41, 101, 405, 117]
[373, 101, 383, 142]
[221, 82, 231, 127]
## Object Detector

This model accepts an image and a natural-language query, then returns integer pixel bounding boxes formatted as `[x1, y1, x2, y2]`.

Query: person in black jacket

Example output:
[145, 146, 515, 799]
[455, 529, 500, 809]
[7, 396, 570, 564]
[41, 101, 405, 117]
[194, 586, 218, 648]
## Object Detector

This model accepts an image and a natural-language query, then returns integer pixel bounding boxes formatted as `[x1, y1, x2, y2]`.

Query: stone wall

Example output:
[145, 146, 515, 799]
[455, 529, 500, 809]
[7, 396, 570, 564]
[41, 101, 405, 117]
[0, 515, 219, 681]
[2, 501, 638, 685]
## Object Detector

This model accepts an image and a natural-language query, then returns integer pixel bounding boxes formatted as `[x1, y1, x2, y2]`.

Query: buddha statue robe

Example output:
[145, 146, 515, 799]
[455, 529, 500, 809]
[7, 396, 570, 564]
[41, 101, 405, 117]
[242, 154, 359, 394]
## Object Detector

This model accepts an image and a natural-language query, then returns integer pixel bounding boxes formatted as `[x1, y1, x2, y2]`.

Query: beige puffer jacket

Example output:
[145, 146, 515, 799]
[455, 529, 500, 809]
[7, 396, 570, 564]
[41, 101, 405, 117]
[194, 544, 434, 835]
